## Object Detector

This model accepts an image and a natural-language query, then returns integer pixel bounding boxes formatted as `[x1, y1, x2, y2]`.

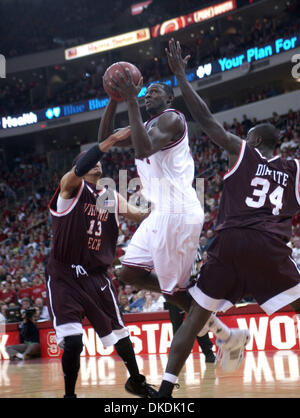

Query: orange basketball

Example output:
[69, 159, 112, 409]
[103, 61, 142, 102]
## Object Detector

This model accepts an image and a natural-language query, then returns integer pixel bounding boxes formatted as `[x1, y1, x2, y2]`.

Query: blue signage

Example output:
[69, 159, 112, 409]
[1, 33, 299, 131]
[196, 34, 299, 78]
[88, 97, 109, 111]
[45, 107, 61, 119]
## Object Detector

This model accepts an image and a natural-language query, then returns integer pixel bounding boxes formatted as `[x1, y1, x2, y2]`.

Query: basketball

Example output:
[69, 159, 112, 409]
[103, 61, 142, 102]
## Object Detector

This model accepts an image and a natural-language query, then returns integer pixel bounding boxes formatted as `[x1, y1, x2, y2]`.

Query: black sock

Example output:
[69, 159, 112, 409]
[62, 335, 83, 397]
[159, 380, 174, 397]
[114, 336, 143, 382]
[197, 333, 213, 355]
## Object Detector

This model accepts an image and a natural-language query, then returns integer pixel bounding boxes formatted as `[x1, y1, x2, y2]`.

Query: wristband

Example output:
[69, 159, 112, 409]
[74, 145, 103, 177]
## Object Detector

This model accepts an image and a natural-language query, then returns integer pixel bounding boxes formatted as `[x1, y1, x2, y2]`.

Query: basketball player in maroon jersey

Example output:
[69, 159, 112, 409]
[46, 129, 157, 398]
[149, 38, 300, 398]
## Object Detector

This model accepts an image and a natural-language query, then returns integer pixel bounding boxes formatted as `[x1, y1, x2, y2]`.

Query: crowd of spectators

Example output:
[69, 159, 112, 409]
[1, 1, 299, 116]
[0, 107, 300, 319]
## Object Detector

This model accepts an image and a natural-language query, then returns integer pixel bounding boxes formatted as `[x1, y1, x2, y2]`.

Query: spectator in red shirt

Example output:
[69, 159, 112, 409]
[33, 249, 45, 266]
[31, 276, 47, 303]
[18, 278, 33, 303]
[0, 281, 17, 304]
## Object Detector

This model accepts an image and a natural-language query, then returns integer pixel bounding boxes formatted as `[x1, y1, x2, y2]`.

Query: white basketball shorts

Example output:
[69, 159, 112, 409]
[122, 210, 204, 294]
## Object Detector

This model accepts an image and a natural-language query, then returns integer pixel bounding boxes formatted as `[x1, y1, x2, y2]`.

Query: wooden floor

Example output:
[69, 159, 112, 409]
[1, 350, 300, 398]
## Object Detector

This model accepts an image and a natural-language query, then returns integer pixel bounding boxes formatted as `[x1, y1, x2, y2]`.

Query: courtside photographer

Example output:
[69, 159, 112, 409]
[6, 307, 41, 361]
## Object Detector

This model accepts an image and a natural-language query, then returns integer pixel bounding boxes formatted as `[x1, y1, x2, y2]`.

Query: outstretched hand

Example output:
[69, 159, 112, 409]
[100, 126, 131, 152]
[106, 65, 143, 101]
[165, 38, 190, 77]
[111, 126, 131, 143]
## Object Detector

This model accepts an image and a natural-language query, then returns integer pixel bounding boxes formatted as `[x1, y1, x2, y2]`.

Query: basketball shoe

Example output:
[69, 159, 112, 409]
[215, 329, 250, 372]
[125, 374, 158, 398]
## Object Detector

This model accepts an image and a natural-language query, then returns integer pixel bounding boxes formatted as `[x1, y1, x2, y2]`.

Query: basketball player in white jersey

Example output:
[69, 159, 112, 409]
[100, 68, 248, 373]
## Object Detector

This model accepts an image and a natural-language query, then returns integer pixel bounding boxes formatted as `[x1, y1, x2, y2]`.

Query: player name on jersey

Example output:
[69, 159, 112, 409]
[255, 163, 289, 187]
[83, 203, 109, 221]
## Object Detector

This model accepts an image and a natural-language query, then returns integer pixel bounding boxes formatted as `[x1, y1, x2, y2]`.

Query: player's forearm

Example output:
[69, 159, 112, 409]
[124, 207, 150, 223]
[118, 192, 150, 223]
[98, 99, 118, 143]
[176, 74, 213, 127]
[74, 136, 114, 177]
[176, 74, 228, 145]
[126, 98, 152, 159]
[135, 209, 151, 223]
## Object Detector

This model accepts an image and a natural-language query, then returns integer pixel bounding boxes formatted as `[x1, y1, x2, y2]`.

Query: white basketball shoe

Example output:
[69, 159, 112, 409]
[216, 329, 250, 372]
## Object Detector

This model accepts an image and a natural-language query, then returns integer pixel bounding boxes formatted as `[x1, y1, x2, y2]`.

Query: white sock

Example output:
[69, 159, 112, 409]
[206, 314, 231, 341]
[162, 372, 178, 384]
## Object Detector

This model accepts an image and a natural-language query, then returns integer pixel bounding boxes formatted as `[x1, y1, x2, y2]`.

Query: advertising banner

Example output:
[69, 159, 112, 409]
[151, 0, 236, 38]
[1, 309, 298, 360]
[65, 28, 150, 61]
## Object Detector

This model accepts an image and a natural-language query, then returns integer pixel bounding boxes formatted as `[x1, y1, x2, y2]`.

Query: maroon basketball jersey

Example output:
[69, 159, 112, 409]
[48, 180, 119, 271]
[216, 140, 300, 239]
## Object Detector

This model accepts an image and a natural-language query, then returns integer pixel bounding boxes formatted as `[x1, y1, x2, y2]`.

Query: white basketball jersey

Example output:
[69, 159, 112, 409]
[135, 109, 201, 214]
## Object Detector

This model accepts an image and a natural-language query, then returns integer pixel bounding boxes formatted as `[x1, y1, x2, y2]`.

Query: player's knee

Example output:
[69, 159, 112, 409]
[63, 334, 83, 355]
[291, 298, 300, 313]
[120, 266, 143, 286]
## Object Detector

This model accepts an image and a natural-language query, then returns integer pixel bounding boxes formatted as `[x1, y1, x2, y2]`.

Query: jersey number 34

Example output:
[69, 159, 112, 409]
[245, 177, 283, 215]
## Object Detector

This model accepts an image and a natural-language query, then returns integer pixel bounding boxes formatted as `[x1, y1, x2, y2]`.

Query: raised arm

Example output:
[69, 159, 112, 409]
[125, 98, 183, 159]
[106, 66, 184, 159]
[98, 97, 132, 147]
[98, 98, 117, 142]
[60, 128, 131, 199]
[165, 39, 242, 158]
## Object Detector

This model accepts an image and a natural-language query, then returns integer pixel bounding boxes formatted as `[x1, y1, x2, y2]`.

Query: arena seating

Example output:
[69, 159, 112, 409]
[1, 108, 299, 314]
[1, 1, 299, 116]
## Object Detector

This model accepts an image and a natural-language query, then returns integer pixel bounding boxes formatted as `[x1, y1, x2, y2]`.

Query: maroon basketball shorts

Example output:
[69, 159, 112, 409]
[189, 228, 300, 315]
[46, 259, 129, 347]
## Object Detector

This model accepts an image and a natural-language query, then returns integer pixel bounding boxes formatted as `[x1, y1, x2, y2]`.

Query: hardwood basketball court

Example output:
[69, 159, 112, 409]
[1, 350, 300, 398]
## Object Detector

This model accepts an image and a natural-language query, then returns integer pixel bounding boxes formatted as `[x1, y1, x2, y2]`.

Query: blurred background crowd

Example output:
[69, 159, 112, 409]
[1, 0, 300, 322]
[1, 108, 300, 321]
[1, 0, 299, 115]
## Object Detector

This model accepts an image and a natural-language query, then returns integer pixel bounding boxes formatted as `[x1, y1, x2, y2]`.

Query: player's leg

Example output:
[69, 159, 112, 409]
[121, 265, 193, 312]
[61, 334, 83, 398]
[166, 302, 185, 334]
[121, 212, 197, 312]
[86, 273, 158, 397]
[290, 300, 300, 336]
[121, 265, 160, 292]
[190, 296, 250, 374]
[158, 300, 212, 398]
[114, 336, 157, 397]
[46, 266, 85, 398]
[246, 230, 300, 315]
[152, 214, 234, 345]
[188, 231, 252, 373]
[196, 334, 215, 363]
[167, 302, 215, 362]
[120, 215, 164, 296]
[290, 298, 300, 312]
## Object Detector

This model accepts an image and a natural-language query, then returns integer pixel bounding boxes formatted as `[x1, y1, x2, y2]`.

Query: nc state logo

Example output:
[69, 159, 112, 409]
[47, 331, 61, 357]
